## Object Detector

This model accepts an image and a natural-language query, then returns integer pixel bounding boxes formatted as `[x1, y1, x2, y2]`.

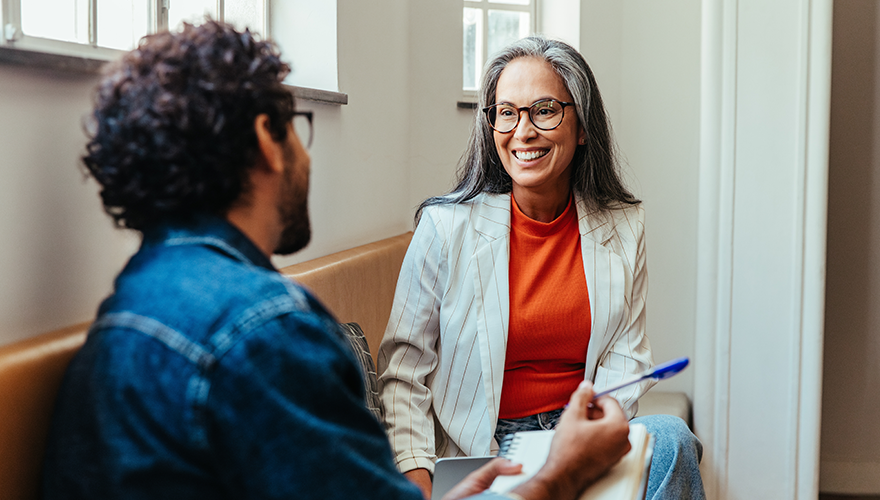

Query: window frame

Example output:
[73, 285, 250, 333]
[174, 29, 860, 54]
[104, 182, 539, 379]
[0, 0, 271, 63]
[0, 0, 345, 104]
[462, 0, 537, 102]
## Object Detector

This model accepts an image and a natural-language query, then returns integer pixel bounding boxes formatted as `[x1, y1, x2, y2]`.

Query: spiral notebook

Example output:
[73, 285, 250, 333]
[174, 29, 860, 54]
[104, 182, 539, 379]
[489, 423, 654, 500]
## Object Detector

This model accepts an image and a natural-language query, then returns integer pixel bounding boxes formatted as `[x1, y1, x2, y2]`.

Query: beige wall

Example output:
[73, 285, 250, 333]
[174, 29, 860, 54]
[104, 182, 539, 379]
[0, 66, 137, 344]
[821, 0, 880, 493]
[406, 1, 474, 212]
[582, 0, 702, 398]
[616, 1, 702, 399]
[274, 0, 415, 268]
[0, 0, 421, 344]
[0, 1, 702, 396]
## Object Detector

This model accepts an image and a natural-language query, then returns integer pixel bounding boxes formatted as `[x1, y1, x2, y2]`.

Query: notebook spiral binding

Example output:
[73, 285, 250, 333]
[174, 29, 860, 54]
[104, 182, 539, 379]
[496, 433, 521, 458]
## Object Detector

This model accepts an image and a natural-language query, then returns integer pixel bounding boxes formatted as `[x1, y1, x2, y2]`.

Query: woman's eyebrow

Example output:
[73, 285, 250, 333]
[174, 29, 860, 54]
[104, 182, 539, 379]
[493, 96, 560, 106]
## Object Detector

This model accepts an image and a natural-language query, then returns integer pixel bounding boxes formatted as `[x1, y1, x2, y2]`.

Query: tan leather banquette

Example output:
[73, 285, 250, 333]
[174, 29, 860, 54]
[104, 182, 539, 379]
[0, 229, 688, 500]
[0, 232, 413, 500]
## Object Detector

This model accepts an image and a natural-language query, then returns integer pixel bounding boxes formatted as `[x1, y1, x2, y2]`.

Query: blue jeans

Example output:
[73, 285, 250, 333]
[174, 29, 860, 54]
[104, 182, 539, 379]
[495, 411, 706, 500]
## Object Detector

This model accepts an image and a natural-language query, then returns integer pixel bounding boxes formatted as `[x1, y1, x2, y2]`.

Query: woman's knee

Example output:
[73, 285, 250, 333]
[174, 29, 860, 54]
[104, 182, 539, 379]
[633, 414, 702, 460]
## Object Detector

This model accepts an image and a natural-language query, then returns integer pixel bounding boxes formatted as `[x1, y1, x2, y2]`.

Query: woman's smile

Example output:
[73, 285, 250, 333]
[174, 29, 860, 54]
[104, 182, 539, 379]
[513, 148, 550, 162]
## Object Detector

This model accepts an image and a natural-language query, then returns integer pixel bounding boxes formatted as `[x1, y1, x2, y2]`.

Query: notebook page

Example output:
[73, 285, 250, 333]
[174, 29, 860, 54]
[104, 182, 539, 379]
[489, 430, 556, 493]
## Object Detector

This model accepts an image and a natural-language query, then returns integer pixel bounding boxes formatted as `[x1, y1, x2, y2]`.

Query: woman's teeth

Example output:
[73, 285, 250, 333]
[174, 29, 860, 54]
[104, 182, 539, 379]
[515, 150, 548, 161]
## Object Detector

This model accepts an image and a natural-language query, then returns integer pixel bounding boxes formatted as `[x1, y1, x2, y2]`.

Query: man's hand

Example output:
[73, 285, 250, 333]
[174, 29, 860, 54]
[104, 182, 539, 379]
[509, 380, 631, 500]
[404, 468, 433, 499]
[441, 458, 523, 500]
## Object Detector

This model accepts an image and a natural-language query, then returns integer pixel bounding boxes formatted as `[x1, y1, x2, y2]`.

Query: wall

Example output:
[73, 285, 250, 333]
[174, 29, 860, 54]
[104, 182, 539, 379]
[406, 1, 474, 212]
[274, 0, 414, 268]
[0, 0, 420, 345]
[821, 0, 880, 493]
[581, 0, 702, 398]
[0, 65, 138, 345]
[619, 1, 702, 398]
[0, 0, 705, 393]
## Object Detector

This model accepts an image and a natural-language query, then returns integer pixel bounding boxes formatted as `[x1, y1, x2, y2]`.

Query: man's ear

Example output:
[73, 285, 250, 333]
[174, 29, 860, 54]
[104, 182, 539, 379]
[254, 114, 285, 174]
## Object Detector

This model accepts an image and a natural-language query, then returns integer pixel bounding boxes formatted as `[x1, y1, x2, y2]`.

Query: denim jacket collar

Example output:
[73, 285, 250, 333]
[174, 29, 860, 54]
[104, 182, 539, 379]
[141, 214, 275, 272]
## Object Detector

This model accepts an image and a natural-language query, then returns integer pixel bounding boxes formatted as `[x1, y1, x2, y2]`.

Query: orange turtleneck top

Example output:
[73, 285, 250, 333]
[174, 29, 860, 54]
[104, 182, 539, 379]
[498, 194, 591, 419]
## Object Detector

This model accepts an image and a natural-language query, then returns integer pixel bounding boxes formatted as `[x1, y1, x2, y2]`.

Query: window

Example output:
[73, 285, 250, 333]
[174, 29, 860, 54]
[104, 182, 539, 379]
[462, 0, 535, 95]
[271, 0, 337, 93]
[2, 0, 266, 59]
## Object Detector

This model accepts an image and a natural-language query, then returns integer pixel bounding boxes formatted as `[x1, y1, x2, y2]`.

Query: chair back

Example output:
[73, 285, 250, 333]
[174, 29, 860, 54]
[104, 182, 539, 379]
[281, 232, 413, 362]
[0, 323, 89, 500]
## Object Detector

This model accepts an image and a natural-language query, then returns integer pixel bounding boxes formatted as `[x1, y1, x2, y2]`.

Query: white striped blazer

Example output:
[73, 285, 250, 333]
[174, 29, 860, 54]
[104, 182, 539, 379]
[376, 192, 654, 475]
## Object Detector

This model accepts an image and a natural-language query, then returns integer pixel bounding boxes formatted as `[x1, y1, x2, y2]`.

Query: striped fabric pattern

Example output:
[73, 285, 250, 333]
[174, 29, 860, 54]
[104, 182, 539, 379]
[377, 193, 654, 475]
[338, 322, 383, 422]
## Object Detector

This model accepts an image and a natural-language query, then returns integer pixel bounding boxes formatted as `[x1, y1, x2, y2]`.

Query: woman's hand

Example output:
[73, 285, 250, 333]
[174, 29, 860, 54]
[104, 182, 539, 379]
[441, 458, 523, 500]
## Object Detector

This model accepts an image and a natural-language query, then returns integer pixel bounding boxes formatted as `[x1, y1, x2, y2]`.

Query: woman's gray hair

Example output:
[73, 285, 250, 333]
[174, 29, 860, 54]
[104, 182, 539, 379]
[416, 35, 638, 222]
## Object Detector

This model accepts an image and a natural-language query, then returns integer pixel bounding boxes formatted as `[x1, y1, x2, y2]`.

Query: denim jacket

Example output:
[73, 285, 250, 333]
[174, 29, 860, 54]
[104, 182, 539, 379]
[40, 216, 425, 499]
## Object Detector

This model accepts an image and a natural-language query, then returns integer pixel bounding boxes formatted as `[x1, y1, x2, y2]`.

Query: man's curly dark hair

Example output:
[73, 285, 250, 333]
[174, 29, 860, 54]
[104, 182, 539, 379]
[83, 19, 295, 231]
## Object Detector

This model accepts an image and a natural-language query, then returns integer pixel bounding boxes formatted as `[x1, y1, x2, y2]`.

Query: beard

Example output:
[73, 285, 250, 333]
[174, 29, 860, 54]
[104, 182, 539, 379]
[275, 196, 310, 255]
[274, 153, 311, 256]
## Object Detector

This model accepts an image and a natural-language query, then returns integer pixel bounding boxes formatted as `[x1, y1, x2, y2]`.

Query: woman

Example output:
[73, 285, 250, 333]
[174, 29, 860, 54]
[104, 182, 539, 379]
[377, 36, 704, 500]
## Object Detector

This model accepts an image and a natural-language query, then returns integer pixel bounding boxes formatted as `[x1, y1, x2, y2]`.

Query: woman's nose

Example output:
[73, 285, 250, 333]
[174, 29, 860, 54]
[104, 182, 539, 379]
[513, 110, 538, 140]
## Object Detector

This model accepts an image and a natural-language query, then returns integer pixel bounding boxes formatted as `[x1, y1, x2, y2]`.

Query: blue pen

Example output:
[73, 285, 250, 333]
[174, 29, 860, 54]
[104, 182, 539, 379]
[592, 357, 690, 399]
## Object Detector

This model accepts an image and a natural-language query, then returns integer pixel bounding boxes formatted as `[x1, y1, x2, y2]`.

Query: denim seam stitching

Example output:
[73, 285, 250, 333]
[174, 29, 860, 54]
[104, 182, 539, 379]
[198, 283, 312, 448]
[186, 374, 212, 448]
[209, 285, 309, 357]
[94, 312, 216, 370]
[92, 312, 218, 449]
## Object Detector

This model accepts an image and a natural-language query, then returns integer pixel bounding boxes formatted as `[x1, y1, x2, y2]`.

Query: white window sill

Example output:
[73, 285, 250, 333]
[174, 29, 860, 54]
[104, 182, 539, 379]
[0, 45, 348, 106]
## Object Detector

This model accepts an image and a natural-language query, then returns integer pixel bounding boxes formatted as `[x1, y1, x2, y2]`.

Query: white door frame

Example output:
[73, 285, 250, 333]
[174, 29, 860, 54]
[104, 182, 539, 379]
[694, 0, 831, 498]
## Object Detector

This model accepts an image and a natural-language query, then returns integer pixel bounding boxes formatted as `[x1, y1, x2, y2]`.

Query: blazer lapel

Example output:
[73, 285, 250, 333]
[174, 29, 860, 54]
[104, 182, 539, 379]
[577, 197, 627, 381]
[471, 194, 511, 430]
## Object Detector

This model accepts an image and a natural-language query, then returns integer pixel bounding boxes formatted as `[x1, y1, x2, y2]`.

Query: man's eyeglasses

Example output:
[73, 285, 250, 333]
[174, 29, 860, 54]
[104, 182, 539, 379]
[293, 110, 314, 148]
[482, 98, 575, 134]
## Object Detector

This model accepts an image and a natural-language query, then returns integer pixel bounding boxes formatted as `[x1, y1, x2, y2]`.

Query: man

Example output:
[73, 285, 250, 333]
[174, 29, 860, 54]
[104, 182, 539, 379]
[40, 20, 631, 500]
